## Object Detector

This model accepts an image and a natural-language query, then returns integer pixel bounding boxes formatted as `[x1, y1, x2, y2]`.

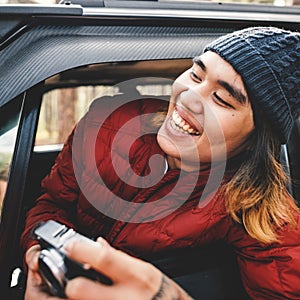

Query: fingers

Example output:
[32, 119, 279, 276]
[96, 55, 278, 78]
[25, 269, 64, 300]
[64, 238, 168, 300]
[64, 237, 159, 284]
[26, 244, 43, 284]
[65, 277, 120, 300]
[26, 244, 41, 272]
[64, 237, 133, 282]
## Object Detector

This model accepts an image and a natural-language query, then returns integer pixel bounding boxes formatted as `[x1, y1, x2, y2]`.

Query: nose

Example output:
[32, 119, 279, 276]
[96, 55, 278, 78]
[179, 86, 205, 115]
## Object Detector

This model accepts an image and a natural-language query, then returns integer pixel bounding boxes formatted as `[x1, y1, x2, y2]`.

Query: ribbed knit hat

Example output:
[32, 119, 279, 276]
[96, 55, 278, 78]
[205, 26, 300, 143]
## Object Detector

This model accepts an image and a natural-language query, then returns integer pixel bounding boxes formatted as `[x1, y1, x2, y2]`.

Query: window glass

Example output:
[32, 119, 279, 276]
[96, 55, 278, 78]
[35, 84, 172, 147]
[0, 127, 16, 212]
[0, 98, 22, 218]
[35, 60, 192, 148]
[35, 86, 119, 146]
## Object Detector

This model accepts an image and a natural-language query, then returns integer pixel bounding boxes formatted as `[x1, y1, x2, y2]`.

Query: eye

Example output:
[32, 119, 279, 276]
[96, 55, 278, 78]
[190, 71, 201, 83]
[213, 92, 234, 109]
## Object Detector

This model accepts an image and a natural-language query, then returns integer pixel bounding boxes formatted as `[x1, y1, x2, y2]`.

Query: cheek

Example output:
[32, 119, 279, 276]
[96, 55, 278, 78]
[201, 109, 254, 157]
[166, 98, 175, 116]
[222, 115, 254, 149]
[171, 72, 190, 96]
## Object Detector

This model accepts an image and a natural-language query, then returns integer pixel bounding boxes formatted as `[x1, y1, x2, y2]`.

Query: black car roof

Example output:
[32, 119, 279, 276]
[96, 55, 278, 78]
[0, 1, 299, 108]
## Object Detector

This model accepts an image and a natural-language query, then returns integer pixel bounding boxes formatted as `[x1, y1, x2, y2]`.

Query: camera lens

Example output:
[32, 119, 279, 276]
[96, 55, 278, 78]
[39, 248, 67, 297]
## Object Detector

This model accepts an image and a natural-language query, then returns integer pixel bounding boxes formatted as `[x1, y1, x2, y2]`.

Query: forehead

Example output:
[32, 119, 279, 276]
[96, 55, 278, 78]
[193, 52, 236, 73]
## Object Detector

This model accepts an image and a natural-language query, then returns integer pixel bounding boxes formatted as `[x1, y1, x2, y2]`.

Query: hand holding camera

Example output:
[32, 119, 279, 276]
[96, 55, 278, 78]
[25, 220, 189, 300]
[31, 220, 112, 298]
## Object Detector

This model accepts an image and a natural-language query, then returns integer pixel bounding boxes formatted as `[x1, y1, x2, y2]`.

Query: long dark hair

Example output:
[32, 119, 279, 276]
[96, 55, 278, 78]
[225, 113, 298, 243]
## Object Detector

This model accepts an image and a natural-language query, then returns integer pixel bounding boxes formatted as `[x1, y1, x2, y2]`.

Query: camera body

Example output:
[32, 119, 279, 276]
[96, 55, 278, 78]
[34, 220, 111, 297]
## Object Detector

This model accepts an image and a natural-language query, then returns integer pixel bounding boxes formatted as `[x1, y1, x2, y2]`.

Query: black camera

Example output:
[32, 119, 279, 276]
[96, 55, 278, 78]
[34, 220, 111, 297]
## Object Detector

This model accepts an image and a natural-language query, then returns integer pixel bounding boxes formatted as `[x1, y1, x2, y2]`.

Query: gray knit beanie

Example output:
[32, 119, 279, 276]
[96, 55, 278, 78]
[205, 26, 300, 143]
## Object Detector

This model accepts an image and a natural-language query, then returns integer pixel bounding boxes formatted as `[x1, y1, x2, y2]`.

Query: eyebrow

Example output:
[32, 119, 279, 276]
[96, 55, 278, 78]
[217, 80, 247, 105]
[193, 57, 206, 71]
[192, 57, 247, 105]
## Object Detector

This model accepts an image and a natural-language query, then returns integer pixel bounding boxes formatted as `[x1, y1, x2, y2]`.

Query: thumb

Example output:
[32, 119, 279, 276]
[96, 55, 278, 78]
[26, 245, 41, 272]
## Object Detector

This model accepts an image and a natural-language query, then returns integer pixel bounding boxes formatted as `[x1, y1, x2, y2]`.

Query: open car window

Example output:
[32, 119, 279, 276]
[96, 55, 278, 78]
[34, 60, 189, 149]
[0, 96, 23, 220]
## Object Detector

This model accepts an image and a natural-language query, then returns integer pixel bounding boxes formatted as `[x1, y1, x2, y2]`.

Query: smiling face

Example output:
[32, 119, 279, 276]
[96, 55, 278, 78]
[157, 51, 255, 172]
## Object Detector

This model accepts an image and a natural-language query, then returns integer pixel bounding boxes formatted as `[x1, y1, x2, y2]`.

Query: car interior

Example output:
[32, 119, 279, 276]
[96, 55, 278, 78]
[1, 59, 297, 300]
[0, 3, 299, 299]
[0, 59, 249, 300]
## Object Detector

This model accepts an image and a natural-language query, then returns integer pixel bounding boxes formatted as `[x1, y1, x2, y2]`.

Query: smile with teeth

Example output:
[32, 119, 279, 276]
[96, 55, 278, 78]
[170, 110, 200, 135]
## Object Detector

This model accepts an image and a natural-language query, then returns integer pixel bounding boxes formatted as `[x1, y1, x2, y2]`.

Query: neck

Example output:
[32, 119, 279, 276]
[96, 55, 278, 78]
[166, 156, 212, 172]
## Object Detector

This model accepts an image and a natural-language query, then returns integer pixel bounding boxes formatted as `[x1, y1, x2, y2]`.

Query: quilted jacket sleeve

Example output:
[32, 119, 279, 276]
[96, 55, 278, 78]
[20, 124, 84, 253]
[227, 216, 300, 299]
[20, 94, 123, 252]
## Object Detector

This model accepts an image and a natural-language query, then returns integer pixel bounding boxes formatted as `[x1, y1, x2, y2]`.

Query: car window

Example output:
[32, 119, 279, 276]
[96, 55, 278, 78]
[34, 61, 177, 149]
[35, 84, 172, 148]
[35, 86, 119, 148]
[0, 97, 23, 218]
[0, 128, 16, 212]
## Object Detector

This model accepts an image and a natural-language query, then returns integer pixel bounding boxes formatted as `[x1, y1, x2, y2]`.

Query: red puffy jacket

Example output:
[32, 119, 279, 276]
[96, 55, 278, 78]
[21, 96, 300, 299]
